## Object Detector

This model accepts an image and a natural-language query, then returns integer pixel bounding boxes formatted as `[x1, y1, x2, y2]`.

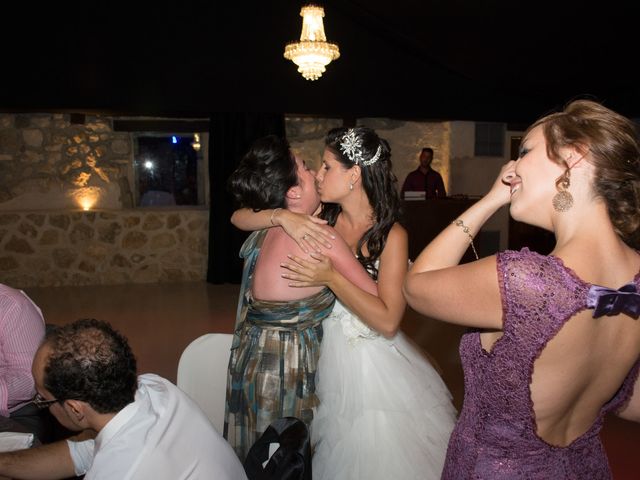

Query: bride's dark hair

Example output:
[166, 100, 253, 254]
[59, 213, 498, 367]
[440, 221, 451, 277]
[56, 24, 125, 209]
[320, 126, 402, 279]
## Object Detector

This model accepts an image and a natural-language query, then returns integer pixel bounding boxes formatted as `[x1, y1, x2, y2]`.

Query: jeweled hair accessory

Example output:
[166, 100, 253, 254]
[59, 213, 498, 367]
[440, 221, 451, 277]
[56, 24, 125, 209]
[339, 129, 381, 167]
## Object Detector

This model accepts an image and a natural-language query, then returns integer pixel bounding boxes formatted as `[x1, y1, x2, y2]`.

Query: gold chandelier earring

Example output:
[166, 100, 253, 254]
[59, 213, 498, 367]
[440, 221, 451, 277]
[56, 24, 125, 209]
[552, 168, 573, 212]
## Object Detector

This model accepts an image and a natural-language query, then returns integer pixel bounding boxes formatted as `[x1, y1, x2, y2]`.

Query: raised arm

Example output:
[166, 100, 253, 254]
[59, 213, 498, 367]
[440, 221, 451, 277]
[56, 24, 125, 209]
[283, 223, 408, 338]
[231, 208, 333, 253]
[403, 162, 514, 329]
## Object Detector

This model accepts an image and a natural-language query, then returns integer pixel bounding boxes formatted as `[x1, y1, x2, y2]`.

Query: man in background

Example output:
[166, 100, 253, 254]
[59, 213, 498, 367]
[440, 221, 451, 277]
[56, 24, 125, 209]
[401, 147, 447, 199]
[0, 318, 247, 480]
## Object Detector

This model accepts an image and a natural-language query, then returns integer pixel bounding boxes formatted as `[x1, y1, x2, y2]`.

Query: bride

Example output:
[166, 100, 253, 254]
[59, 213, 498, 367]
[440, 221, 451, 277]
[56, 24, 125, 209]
[232, 127, 456, 479]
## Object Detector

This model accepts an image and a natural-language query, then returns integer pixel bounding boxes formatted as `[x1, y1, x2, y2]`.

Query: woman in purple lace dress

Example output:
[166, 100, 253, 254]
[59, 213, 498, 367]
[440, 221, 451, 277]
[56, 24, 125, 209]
[404, 99, 640, 479]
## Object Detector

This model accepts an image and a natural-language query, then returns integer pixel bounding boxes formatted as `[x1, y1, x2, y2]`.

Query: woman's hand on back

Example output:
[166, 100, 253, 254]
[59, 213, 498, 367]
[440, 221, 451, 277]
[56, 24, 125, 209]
[274, 209, 334, 253]
[280, 252, 335, 287]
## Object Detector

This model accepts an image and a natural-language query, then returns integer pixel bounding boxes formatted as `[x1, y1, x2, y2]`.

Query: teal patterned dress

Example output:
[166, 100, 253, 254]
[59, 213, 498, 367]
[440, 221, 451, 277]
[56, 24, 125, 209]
[224, 230, 336, 460]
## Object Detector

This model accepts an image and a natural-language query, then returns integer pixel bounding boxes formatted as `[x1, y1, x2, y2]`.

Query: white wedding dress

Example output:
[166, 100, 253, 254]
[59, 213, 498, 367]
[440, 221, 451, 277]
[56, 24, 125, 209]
[311, 299, 457, 480]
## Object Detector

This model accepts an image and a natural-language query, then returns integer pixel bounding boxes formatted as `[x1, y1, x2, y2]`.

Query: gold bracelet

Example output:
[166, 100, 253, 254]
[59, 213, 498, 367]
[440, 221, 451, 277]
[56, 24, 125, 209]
[270, 208, 282, 226]
[452, 219, 479, 260]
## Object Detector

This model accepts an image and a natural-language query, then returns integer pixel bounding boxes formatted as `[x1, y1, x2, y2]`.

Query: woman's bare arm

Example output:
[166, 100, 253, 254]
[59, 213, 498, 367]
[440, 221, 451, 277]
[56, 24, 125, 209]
[403, 162, 513, 329]
[231, 208, 332, 252]
[283, 223, 408, 338]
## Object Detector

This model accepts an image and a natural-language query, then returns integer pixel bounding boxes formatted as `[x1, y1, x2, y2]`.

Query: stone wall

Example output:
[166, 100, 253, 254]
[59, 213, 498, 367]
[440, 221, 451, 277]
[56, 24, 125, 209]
[0, 113, 132, 211]
[0, 112, 513, 288]
[0, 209, 208, 288]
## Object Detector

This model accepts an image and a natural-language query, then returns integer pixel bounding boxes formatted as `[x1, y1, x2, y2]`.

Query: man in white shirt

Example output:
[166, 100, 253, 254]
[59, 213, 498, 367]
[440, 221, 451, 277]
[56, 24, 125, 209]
[0, 318, 247, 480]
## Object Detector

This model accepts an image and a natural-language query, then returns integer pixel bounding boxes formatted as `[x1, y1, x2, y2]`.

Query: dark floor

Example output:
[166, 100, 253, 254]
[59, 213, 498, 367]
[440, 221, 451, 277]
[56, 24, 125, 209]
[25, 281, 640, 479]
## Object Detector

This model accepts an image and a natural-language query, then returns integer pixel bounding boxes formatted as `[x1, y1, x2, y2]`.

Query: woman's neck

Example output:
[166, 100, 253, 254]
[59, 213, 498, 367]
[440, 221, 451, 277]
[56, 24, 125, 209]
[339, 190, 374, 228]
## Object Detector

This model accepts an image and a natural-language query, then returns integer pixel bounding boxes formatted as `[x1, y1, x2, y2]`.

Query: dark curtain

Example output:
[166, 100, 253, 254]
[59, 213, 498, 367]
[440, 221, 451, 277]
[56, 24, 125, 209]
[207, 113, 286, 284]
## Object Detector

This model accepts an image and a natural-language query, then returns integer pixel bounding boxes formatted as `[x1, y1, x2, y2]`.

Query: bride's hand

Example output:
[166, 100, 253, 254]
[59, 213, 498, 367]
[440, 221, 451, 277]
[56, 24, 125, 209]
[274, 210, 334, 253]
[280, 252, 335, 287]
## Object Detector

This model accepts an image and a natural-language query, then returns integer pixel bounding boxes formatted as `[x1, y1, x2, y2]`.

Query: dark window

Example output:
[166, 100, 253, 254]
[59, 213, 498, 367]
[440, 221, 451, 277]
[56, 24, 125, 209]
[134, 134, 203, 207]
[475, 123, 505, 156]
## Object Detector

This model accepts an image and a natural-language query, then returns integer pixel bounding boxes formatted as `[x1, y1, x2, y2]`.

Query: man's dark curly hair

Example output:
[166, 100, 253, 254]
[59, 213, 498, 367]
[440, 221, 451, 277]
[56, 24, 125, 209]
[43, 318, 137, 413]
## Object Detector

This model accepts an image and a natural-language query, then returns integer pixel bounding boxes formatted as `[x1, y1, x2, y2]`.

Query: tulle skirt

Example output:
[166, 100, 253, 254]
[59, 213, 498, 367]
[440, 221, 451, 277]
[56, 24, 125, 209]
[311, 301, 457, 480]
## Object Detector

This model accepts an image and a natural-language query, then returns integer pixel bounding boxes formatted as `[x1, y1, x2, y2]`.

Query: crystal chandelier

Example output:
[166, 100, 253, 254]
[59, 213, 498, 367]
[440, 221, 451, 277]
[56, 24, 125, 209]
[284, 5, 340, 81]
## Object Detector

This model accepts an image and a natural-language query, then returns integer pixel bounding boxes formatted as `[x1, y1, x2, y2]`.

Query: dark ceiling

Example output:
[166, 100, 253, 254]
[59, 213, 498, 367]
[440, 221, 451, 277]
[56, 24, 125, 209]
[2, 1, 639, 125]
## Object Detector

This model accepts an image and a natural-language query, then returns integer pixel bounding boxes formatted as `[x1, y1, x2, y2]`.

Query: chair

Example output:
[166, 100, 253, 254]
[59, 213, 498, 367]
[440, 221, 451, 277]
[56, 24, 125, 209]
[177, 333, 233, 433]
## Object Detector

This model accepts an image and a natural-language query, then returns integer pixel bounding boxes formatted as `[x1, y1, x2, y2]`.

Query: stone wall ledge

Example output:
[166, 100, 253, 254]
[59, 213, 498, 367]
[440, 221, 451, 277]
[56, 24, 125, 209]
[0, 209, 209, 288]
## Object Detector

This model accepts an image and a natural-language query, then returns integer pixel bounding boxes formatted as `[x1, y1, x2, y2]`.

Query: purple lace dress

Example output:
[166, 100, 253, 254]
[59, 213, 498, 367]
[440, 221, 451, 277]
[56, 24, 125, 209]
[442, 248, 640, 479]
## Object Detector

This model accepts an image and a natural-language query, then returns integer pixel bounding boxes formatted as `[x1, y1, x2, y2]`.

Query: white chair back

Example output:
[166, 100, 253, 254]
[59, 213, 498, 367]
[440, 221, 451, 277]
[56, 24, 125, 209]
[177, 333, 233, 433]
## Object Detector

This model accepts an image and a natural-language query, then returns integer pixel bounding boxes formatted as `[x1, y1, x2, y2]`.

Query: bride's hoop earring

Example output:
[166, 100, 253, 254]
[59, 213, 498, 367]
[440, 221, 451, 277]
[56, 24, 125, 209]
[552, 168, 573, 212]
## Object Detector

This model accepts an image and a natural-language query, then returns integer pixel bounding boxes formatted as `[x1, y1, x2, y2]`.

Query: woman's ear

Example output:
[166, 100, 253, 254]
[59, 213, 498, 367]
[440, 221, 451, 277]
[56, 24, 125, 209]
[561, 146, 587, 169]
[350, 165, 362, 185]
[286, 185, 302, 200]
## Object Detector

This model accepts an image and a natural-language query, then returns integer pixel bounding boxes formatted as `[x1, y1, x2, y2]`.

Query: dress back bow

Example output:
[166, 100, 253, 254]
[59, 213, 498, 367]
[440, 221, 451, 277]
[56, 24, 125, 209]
[586, 282, 640, 319]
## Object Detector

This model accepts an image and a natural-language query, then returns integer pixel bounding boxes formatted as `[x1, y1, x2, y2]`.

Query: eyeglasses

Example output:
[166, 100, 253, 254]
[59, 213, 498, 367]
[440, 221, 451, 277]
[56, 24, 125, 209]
[31, 393, 60, 410]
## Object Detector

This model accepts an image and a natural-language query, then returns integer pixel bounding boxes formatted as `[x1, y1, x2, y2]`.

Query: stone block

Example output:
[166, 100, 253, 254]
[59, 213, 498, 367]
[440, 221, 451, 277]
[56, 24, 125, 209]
[150, 232, 176, 249]
[26, 214, 45, 227]
[0, 129, 20, 153]
[52, 248, 78, 268]
[78, 261, 96, 273]
[124, 215, 141, 228]
[97, 222, 121, 244]
[39, 229, 60, 246]
[122, 231, 148, 249]
[187, 218, 205, 231]
[5, 236, 34, 254]
[162, 268, 184, 282]
[111, 254, 132, 268]
[23, 129, 44, 148]
[18, 222, 38, 239]
[166, 214, 181, 229]
[142, 214, 163, 231]
[0, 214, 19, 226]
[130, 254, 145, 264]
[85, 244, 109, 260]
[0, 257, 19, 270]
[69, 223, 95, 244]
[49, 214, 71, 230]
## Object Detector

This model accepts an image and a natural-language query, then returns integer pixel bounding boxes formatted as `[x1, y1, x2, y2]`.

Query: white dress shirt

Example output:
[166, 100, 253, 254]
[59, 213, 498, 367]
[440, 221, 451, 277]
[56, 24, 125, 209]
[67, 374, 247, 479]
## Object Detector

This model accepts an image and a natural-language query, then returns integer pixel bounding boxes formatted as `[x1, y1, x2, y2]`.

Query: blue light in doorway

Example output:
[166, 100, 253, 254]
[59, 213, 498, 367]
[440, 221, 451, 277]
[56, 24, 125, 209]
[172, 135, 178, 144]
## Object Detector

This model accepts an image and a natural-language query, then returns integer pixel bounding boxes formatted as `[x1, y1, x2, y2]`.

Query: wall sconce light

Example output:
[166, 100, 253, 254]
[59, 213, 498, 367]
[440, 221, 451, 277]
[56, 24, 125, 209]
[284, 4, 340, 81]
[71, 187, 102, 211]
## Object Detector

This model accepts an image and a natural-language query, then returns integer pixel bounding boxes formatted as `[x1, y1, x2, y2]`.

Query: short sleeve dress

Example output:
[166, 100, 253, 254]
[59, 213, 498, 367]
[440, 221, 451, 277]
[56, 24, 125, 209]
[442, 248, 640, 479]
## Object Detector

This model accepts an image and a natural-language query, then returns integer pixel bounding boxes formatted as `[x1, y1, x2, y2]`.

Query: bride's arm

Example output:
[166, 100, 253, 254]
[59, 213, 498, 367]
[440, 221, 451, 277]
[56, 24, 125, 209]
[283, 223, 407, 338]
[231, 208, 333, 252]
